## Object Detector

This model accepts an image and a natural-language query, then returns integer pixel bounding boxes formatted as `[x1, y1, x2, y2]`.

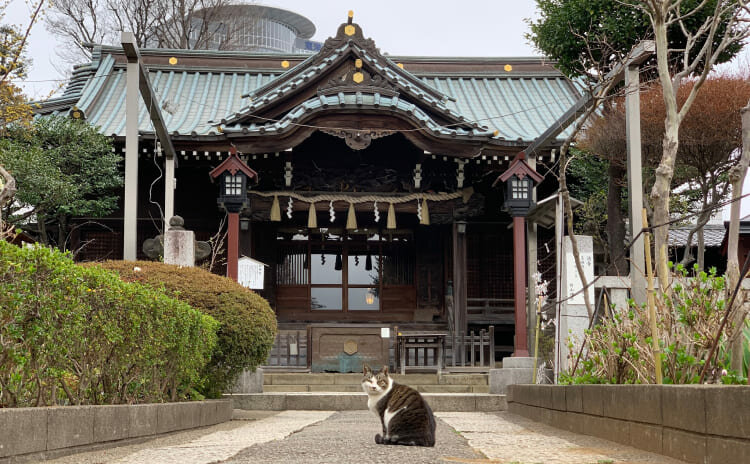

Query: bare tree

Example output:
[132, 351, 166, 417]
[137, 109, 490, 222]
[46, 0, 247, 67]
[631, 0, 750, 288]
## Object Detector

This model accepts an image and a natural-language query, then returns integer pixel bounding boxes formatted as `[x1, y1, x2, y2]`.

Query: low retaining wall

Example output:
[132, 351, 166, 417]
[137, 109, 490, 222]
[508, 385, 750, 464]
[0, 400, 231, 463]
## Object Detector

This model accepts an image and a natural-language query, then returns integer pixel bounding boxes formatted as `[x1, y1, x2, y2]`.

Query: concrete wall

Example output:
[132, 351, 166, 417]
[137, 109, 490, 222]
[508, 385, 750, 464]
[0, 400, 231, 462]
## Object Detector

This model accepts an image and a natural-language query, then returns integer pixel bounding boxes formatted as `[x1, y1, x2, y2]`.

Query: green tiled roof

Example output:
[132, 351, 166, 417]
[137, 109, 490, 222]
[38, 47, 581, 145]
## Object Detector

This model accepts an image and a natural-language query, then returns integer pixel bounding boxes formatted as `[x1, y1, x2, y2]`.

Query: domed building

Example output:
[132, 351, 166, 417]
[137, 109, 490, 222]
[189, 3, 321, 53]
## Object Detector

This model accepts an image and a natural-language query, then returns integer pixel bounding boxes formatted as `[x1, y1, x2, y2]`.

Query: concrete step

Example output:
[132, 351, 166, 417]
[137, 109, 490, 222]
[227, 392, 506, 412]
[264, 373, 488, 387]
[263, 384, 490, 393]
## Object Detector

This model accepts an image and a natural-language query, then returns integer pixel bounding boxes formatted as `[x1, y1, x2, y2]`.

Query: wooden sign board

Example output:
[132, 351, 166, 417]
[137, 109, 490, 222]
[238, 256, 266, 289]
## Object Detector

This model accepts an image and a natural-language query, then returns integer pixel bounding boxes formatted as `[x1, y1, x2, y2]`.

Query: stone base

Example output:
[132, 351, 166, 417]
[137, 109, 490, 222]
[489, 357, 537, 394]
[230, 368, 264, 393]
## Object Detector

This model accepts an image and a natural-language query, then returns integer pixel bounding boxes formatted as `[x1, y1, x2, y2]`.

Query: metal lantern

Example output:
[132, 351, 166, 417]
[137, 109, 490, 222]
[209, 149, 258, 213]
[494, 152, 543, 217]
[504, 174, 534, 215]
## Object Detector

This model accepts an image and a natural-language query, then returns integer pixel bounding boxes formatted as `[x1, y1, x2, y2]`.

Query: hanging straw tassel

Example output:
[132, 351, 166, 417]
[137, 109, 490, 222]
[387, 203, 396, 229]
[308, 202, 318, 229]
[420, 198, 430, 225]
[346, 202, 358, 230]
[270, 195, 281, 221]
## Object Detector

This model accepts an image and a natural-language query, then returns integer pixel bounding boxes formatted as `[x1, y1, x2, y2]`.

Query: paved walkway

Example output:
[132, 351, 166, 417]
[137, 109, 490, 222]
[40, 410, 687, 464]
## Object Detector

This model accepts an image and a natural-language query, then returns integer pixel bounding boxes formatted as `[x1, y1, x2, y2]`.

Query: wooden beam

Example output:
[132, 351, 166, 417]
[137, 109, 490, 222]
[121, 32, 177, 161]
[523, 40, 655, 157]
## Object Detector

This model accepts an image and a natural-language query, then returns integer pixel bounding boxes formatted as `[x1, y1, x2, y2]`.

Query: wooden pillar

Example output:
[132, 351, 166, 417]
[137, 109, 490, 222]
[227, 212, 239, 281]
[626, 64, 647, 305]
[123, 33, 139, 261]
[513, 215, 530, 357]
[526, 154, 538, 355]
[452, 221, 467, 336]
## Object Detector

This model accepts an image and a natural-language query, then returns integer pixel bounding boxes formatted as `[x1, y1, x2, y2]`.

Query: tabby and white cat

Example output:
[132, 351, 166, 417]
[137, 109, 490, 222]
[361, 364, 436, 447]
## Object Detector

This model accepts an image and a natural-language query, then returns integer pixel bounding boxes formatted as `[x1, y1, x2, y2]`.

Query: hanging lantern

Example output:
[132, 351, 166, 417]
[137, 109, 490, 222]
[346, 202, 358, 230]
[420, 198, 430, 225]
[308, 202, 318, 228]
[387, 203, 396, 229]
[270, 195, 281, 221]
[365, 288, 375, 305]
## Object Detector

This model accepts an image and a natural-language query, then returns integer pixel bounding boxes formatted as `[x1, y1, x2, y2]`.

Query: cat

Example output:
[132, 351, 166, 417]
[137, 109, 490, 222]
[361, 364, 436, 447]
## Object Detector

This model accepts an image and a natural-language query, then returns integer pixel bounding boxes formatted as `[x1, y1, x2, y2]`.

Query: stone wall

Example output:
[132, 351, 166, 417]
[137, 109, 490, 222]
[508, 384, 750, 464]
[0, 400, 231, 462]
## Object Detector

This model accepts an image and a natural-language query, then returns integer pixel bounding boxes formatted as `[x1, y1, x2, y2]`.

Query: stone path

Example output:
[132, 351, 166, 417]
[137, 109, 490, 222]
[438, 411, 687, 464]
[38, 410, 687, 464]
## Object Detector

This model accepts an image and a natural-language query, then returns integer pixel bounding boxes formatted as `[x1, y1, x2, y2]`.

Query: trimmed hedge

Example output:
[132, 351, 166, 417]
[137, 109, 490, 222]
[91, 261, 277, 397]
[0, 242, 218, 407]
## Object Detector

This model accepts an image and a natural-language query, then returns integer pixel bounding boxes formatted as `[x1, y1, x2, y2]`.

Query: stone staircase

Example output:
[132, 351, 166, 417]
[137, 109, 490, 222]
[263, 372, 490, 393]
[227, 372, 506, 412]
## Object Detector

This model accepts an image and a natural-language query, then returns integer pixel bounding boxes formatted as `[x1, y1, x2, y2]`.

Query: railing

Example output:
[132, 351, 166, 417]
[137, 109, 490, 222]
[467, 298, 514, 324]
[396, 332, 446, 374]
[263, 330, 307, 369]
[448, 326, 495, 371]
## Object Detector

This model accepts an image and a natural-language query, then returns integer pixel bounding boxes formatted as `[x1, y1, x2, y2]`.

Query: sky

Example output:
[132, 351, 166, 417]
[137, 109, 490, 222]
[3, 0, 750, 220]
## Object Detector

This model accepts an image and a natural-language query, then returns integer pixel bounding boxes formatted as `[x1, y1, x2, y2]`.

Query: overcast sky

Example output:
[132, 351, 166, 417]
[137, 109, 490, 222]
[6, 0, 542, 98]
[4, 0, 749, 219]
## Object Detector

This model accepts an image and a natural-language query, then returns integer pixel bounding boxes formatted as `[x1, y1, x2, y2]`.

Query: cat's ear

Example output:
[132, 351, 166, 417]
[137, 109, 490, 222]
[382, 365, 389, 375]
[363, 364, 371, 374]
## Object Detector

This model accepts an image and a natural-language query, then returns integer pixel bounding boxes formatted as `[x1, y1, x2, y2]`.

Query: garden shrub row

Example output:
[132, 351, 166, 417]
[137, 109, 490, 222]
[90, 260, 277, 398]
[0, 242, 218, 407]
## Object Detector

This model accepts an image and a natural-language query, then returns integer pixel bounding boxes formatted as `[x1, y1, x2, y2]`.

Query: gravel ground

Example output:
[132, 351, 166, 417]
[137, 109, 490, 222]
[221, 410, 484, 464]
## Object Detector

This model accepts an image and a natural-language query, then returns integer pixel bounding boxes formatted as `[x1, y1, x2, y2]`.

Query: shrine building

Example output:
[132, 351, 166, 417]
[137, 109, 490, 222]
[38, 11, 582, 371]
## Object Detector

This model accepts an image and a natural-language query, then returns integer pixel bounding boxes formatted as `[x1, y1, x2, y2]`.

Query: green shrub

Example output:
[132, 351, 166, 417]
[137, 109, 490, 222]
[91, 260, 277, 397]
[0, 242, 218, 407]
[562, 265, 747, 385]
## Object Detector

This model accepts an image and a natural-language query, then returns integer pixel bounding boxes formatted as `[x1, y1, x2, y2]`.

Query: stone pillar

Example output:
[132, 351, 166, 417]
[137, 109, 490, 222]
[229, 368, 264, 393]
[163, 216, 195, 267]
[556, 235, 594, 374]
[489, 357, 536, 394]
[123, 35, 139, 261]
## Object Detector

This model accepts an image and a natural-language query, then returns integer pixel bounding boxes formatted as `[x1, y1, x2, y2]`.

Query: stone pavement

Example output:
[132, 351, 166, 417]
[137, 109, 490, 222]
[37, 410, 687, 464]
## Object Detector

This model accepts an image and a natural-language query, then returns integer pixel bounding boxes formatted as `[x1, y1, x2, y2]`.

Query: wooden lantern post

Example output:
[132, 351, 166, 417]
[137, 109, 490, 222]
[209, 148, 257, 281]
[495, 152, 543, 357]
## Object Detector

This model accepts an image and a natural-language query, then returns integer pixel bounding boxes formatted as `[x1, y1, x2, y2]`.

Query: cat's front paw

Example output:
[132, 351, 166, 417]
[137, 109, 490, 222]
[375, 433, 384, 444]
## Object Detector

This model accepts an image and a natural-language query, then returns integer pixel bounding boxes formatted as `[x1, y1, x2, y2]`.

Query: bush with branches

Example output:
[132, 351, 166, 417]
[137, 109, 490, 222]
[90, 260, 277, 397]
[0, 242, 218, 407]
[563, 265, 748, 385]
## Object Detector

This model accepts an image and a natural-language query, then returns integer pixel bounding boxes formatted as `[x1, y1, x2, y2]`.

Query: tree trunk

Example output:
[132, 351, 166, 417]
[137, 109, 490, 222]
[560, 145, 593, 318]
[606, 161, 627, 274]
[650, 14, 680, 291]
[727, 101, 750, 373]
[0, 166, 17, 232]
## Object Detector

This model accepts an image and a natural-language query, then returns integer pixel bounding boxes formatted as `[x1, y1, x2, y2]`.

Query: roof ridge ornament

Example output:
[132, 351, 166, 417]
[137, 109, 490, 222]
[317, 11, 379, 60]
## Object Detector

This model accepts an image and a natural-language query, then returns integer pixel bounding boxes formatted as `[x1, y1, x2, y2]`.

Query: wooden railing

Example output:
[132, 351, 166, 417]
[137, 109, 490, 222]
[396, 332, 446, 374]
[263, 330, 307, 369]
[467, 298, 514, 324]
[448, 327, 495, 371]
